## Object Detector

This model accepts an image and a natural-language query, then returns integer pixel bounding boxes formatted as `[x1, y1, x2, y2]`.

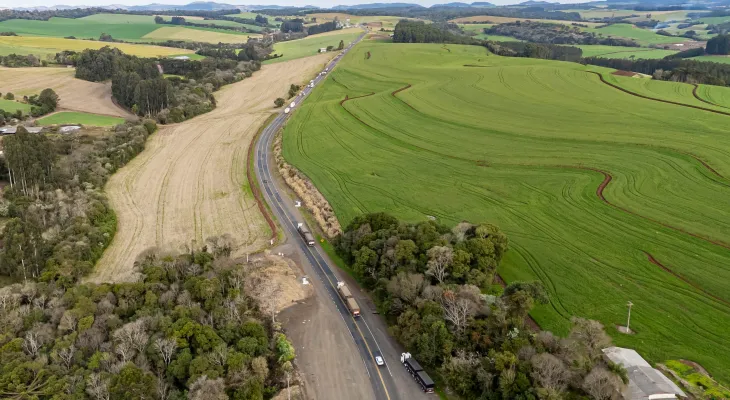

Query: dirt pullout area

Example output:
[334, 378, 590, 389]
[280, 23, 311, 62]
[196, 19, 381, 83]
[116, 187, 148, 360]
[88, 54, 334, 283]
[249, 252, 313, 312]
[273, 134, 342, 238]
[0, 67, 133, 118]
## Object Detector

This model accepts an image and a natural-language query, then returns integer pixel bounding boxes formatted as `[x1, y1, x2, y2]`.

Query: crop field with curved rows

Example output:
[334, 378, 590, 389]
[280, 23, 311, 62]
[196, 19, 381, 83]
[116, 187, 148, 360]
[281, 42, 730, 383]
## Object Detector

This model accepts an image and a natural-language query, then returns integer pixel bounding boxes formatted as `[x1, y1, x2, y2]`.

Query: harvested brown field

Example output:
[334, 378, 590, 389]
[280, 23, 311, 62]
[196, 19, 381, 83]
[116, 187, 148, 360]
[0, 67, 133, 118]
[87, 53, 334, 283]
[450, 15, 601, 27]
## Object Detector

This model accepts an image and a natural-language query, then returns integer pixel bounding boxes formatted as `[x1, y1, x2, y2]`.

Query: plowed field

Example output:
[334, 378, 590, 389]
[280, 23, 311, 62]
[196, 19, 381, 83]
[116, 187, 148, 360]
[88, 53, 333, 283]
[0, 67, 132, 118]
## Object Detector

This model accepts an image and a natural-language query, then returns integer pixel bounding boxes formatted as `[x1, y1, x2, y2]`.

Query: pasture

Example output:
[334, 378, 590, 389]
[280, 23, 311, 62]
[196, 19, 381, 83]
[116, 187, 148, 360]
[281, 41, 730, 384]
[690, 55, 730, 64]
[585, 23, 686, 45]
[0, 99, 32, 114]
[306, 13, 416, 29]
[0, 67, 132, 118]
[265, 29, 362, 64]
[0, 16, 159, 40]
[36, 111, 125, 126]
[142, 26, 257, 43]
[0, 36, 194, 58]
[0, 14, 256, 44]
[577, 45, 677, 59]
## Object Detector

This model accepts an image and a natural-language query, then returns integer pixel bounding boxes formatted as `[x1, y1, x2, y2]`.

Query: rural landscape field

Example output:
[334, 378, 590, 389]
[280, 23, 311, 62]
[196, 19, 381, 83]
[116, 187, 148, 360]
[89, 53, 334, 283]
[4, 0, 730, 398]
[282, 41, 730, 383]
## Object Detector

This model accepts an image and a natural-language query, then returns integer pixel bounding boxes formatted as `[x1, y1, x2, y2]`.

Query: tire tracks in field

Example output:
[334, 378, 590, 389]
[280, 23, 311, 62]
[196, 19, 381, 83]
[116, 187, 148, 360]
[345, 81, 730, 269]
[587, 71, 730, 117]
[692, 84, 730, 109]
[581, 166, 730, 251]
[645, 252, 730, 308]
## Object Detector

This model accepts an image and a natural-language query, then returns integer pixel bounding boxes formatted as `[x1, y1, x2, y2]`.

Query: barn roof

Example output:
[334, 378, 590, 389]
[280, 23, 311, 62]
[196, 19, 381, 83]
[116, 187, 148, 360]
[602, 347, 687, 400]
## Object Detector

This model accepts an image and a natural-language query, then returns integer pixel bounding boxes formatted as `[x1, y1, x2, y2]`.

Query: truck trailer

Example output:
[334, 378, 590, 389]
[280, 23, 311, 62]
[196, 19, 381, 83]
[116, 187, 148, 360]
[297, 223, 315, 246]
[337, 282, 361, 316]
[400, 353, 435, 393]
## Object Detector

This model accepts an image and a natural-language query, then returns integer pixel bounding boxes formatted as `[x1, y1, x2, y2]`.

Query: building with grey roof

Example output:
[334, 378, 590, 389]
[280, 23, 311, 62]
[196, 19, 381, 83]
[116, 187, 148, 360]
[602, 347, 686, 400]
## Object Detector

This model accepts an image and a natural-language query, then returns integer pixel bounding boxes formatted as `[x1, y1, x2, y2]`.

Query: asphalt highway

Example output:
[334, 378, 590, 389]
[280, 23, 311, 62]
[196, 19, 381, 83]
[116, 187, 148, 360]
[254, 33, 432, 400]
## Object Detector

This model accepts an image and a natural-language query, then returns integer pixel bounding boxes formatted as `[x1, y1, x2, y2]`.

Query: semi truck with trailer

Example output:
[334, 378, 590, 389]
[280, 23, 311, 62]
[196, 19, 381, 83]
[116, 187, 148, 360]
[400, 353, 435, 393]
[297, 223, 315, 246]
[336, 281, 361, 316]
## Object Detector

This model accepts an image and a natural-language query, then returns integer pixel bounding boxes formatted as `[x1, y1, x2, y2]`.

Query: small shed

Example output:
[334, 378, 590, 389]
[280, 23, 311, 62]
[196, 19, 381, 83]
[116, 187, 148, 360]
[602, 347, 687, 400]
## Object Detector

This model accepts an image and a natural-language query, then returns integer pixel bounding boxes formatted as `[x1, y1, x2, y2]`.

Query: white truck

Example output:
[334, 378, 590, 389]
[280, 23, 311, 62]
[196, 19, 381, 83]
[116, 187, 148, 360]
[290, 101, 296, 108]
[284, 107, 290, 114]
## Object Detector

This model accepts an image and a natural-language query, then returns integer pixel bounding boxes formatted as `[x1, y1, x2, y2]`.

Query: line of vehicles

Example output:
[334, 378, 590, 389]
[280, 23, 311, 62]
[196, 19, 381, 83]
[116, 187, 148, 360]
[287, 36, 437, 394]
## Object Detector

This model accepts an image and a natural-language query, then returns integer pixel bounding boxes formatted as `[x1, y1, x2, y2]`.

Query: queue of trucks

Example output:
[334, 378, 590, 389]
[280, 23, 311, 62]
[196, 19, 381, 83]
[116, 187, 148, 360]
[285, 34, 436, 394]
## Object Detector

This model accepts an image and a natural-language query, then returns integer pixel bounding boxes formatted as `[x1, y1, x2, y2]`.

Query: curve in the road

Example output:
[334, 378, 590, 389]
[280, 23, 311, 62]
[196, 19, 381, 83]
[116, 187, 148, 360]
[253, 32, 400, 400]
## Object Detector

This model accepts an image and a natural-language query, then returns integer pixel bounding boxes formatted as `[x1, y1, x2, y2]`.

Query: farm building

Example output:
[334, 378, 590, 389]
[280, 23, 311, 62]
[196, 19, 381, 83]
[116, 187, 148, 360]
[602, 347, 687, 400]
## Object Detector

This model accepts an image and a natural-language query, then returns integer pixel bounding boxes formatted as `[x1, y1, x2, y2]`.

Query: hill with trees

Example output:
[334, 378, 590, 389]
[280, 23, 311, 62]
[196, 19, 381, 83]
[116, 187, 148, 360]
[335, 213, 627, 399]
[0, 247, 297, 399]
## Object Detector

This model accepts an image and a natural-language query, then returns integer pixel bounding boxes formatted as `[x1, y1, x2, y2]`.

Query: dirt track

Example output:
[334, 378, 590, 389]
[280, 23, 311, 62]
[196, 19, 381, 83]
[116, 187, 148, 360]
[0, 67, 133, 118]
[88, 54, 333, 283]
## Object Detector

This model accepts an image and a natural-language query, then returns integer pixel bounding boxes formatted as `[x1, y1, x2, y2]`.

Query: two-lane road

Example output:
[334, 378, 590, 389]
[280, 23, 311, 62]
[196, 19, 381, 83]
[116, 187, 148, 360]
[254, 33, 432, 400]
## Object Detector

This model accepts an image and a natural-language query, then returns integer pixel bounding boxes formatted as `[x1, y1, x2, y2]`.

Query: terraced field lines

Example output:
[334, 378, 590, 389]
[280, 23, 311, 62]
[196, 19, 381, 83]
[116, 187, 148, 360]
[281, 42, 730, 383]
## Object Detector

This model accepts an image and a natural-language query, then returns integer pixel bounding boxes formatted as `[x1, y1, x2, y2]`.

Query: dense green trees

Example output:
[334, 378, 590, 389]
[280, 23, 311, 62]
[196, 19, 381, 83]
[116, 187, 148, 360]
[393, 20, 483, 45]
[0, 121, 158, 285]
[75, 46, 268, 123]
[584, 56, 730, 86]
[307, 21, 339, 36]
[0, 247, 296, 399]
[28, 88, 59, 117]
[706, 34, 730, 55]
[336, 213, 626, 399]
[280, 20, 305, 33]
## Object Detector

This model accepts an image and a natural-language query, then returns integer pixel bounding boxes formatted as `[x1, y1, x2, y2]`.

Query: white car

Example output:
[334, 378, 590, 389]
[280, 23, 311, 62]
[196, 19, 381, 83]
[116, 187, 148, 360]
[375, 356, 384, 366]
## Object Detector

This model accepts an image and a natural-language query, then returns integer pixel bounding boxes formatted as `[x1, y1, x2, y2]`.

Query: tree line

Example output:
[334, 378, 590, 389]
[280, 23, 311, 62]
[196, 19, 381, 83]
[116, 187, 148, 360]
[335, 213, 628, 399]
[393, 20, 484, 45]
[73, 45, 270, 123]
[485, 21, 639, 47]
[152, 15, 262, 34]
[393, 21, 584, 62]
[583, 56, 730, 86]
[0, 121, 157, 286]
[0, 246, 298, 399]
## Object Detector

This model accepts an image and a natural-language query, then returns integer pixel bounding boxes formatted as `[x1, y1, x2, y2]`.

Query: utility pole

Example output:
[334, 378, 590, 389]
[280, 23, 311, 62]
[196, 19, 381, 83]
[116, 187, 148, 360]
[626, 301, 633, 333]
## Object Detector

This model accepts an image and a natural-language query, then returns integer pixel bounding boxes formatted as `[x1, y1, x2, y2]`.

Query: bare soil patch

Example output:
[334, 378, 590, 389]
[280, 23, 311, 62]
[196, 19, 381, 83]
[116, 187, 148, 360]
[88, 54, 333, 283]
[611, 70, 638, 77]
[250, 252, 312, 312]
[0, 67, 133, 118]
